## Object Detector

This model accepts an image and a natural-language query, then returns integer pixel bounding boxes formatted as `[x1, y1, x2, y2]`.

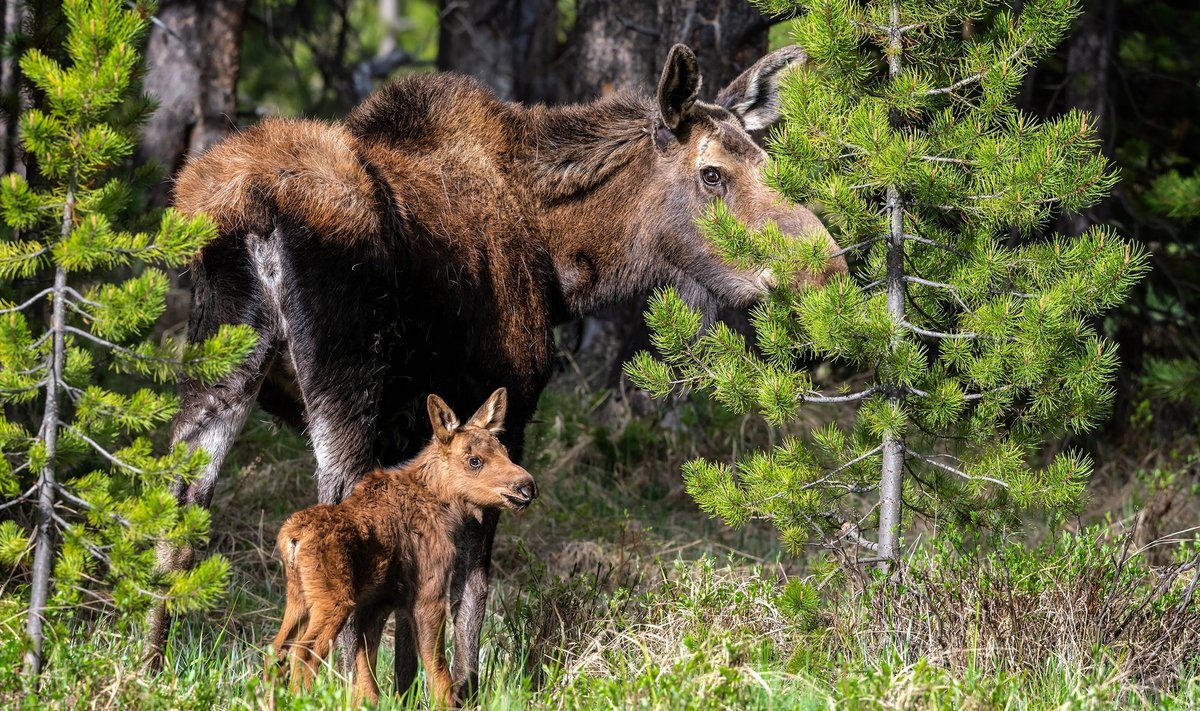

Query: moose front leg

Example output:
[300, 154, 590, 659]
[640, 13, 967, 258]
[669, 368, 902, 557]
[145, 333, 273, 670]
[449, 507, 499, 700]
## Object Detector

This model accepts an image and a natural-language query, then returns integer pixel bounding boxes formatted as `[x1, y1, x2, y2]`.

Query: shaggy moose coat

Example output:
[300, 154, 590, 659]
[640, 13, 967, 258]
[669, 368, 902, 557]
[272, 389, 536, 705]
[149, 44, 846, 693]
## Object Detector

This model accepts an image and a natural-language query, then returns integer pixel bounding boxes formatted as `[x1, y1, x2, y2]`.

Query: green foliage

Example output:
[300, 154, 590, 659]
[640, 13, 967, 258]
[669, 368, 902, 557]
[0, 0, 254, 674]
[627, 1, 1147, 563]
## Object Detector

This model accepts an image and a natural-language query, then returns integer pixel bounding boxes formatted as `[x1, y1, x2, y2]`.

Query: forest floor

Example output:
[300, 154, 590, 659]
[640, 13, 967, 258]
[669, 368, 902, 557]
[6, 354, 1200, 710]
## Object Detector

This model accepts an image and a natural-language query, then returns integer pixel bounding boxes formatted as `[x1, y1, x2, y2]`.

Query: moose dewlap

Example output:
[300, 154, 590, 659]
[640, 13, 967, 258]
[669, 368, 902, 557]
[269, 388, 536, 705]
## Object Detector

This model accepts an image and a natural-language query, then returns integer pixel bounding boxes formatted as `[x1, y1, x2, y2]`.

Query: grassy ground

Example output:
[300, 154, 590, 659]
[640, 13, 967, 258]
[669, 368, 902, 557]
[3, 359, 1199, 709]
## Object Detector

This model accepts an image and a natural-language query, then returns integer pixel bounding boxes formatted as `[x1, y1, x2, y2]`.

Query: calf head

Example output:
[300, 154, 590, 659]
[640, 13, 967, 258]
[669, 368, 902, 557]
[645, 44, 847, 309]
[426, 388, 537, 510]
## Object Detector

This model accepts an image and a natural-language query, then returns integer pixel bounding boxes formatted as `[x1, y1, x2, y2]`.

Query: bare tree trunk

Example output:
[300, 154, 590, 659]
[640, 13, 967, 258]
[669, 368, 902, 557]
[1, 0, 26, 176]
[378, 0, 400, 56]
[437, 0, 560, 103]
[569, 0, 770, 100]
[1060, 0, 1116, 236]
[22, 175, 73, 683]
[137, 0, 248, 207]
[877, 3, 906, 575]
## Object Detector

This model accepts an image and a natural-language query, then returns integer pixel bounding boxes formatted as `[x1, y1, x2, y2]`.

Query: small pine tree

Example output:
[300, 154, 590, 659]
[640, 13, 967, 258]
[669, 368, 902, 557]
[628, 0, 1148, 573]
[0, 0, 255, 681]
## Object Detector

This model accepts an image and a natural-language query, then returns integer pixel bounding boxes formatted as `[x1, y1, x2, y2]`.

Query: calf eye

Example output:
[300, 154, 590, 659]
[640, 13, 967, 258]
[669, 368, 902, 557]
[701, 167, 722, 186]
[468, 456, 483, 469]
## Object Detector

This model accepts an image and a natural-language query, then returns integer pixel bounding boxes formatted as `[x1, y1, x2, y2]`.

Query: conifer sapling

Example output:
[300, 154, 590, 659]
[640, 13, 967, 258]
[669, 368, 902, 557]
[628, 0, 1148, 575]
[0, 0, 256, 680]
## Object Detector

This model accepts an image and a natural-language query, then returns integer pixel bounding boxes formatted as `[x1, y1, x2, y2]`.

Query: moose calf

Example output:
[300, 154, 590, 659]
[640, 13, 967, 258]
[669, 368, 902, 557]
[270, 388, 535, 705]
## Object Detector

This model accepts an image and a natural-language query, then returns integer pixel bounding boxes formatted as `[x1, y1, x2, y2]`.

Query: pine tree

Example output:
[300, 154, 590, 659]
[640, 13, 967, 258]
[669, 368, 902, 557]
[0, 0, 255, 681]
[628, 0, 1148, 574]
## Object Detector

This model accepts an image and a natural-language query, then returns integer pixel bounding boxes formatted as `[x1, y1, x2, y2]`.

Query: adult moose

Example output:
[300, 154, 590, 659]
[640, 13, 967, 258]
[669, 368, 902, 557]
[148, 44, 845, 698]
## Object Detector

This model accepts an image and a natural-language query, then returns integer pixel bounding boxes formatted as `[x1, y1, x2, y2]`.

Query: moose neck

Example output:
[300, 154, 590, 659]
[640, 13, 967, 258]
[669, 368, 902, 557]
[520, 95, 668, 318]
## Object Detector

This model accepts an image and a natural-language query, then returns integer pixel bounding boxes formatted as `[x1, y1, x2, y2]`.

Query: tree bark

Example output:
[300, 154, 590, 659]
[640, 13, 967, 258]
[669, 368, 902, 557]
[1, 0, 26, 176]
[22, 174, 72, 683]
[437, 0, 560, 103]
[877, 4, 906, 576]
[568, 0, 770, 101]
[1059, 0, 1117, 236]
[137, 0, 248, 207]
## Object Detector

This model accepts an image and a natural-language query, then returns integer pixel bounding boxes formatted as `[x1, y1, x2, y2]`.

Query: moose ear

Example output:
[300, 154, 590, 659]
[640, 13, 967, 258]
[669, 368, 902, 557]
[465, 387, 508, 434]
[427, 394, 459, 445]
[716, 45, 807, 132]
[657, 44, 702, 133]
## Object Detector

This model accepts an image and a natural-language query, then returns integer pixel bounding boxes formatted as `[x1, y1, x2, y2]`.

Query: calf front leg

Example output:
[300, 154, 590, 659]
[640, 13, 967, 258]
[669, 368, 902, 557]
[449, 507, 499, 701]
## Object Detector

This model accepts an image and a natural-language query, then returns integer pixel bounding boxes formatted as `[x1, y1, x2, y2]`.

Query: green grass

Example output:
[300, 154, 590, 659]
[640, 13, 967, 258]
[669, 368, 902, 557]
[2, 373, 1199, 709]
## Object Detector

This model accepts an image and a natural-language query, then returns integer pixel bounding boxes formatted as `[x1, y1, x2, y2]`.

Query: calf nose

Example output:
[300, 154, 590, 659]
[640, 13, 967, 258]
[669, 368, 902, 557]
[514, 480, 537, 502]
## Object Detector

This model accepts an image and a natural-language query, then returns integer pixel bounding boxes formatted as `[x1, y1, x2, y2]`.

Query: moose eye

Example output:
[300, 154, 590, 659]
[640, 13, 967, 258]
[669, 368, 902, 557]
[701, 167, 722, 186]
[468, 456, 483, 470]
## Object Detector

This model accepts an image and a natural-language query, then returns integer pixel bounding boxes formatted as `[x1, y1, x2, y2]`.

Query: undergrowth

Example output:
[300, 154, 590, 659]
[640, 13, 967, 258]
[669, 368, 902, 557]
[1, 372, 1197, 709]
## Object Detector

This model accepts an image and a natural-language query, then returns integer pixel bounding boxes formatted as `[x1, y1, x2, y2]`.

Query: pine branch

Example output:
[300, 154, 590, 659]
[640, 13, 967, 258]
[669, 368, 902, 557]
[836, 516, 880, 552]
[64, 286, 100, 308]
[901, 320, 978, 340]
[800, 386, 879, 404]
[920, 155, 974, 166]
[0, 484, 38, 512]
[903, 275, 972, 312]
[924, 37, 1036, 96]
[62, 424, 144, 474]
[54, 483, 131, 527]
[803, 446, 884, 492]
[63, 325, 174, 364]
[0, 288, 53, 314]
[903, 232, 969, 258]
[905, 447, 1009, 489]
[830, 237, 883, 258]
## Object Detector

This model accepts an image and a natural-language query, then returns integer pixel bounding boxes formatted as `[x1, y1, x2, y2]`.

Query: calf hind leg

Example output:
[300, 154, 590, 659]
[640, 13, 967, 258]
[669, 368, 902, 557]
[290, 604, 351, 691]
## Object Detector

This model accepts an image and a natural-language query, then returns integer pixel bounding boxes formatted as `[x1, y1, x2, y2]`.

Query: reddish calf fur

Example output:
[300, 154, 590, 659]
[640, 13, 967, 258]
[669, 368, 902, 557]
[271, 388, 534, 705]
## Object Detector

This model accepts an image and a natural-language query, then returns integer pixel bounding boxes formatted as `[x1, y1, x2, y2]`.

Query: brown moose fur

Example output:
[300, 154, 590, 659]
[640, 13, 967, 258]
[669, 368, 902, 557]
[271, 388, 535, 705]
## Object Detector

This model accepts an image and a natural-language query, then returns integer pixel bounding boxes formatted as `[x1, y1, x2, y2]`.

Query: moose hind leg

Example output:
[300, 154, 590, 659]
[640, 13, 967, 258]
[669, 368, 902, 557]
[146, 239, 276, 669]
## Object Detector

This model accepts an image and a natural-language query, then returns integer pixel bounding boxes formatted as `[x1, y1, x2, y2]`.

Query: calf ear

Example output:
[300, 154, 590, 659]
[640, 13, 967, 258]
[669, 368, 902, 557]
[657, 44, 702, 133]
[427, 394, 459, 445]
[465, 387, 508, 434]
[716, 45, 807, 132]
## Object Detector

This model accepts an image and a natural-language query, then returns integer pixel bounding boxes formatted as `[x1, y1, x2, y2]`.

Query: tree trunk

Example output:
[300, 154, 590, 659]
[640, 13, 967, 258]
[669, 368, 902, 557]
[1, 0, 26, 176]
[568, 0, 770, 101]
[137, 0, 248, 207]
[436, 0, 560, 103]
[877, 4, 906, 575]
[22, 175, 73, 683]
[1059, 0, 1117, 236]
